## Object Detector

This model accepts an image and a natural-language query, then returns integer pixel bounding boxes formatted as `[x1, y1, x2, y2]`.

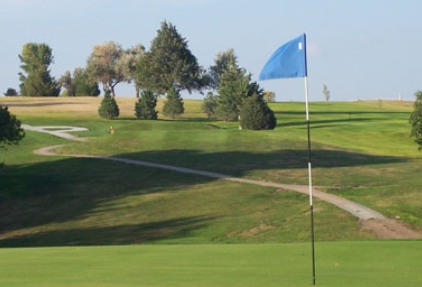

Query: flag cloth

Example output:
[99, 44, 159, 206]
[259, 34, 307, 80]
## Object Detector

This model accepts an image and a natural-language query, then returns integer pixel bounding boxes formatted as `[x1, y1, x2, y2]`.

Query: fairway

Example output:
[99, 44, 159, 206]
[1, 97, 422, 286]
[1, 242, 421, 287]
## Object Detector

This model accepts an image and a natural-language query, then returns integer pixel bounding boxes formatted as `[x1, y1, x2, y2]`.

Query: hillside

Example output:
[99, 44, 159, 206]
[1, 97, 421, 246]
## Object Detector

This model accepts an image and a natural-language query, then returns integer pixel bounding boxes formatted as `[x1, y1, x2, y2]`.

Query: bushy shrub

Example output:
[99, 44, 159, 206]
[4, 88, 18, 97]
[98, 90, 119, 119]
[0, 105, 25, 147]
[240, 94, 276, 130]
[162, 88, 184, 119]
[135, 90, 158, 120]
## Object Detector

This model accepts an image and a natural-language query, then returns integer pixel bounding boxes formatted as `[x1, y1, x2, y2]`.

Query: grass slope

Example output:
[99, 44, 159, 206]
[1, 97, 421, 247]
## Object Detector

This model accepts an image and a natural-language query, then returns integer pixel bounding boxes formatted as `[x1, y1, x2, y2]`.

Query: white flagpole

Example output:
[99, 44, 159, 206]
[304, 75, 316, 285]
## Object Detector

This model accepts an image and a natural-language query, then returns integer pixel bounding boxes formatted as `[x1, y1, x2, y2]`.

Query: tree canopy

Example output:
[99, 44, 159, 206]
[86, 41, 127, 97]
[0, 105, 25, 147]
[201, 92, 217, 119]
[162, 88, 185, 119]
[137, 21, 206, 95]
[59, 68, 100, 97]
[208, 49, 237, 90]
[410, 90, 422, 150]
[18, 43, 60, 97]
[215, 62, 250, 121]
[123, 45, 145, 97]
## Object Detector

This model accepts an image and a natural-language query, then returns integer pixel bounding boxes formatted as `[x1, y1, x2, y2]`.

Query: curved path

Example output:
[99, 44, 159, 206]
[22, 124, 88, 142]
[26, 125, 422, 239]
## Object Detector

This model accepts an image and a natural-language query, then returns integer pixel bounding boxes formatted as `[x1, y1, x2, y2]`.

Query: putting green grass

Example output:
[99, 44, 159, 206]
[1, 241, 421, 287]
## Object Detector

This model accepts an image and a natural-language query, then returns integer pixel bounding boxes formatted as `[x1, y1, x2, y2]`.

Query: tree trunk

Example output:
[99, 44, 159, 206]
[135, 85, 140, 98]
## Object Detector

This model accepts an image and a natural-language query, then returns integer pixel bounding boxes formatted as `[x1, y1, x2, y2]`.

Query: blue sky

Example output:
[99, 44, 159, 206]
[1, 0, 421, 101]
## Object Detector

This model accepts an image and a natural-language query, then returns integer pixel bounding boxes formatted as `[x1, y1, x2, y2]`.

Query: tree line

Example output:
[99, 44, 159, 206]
[5, 21, 276, 129]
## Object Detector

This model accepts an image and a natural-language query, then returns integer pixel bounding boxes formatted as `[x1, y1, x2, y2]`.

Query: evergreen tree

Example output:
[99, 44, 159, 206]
[18, 43, 60, 97]
[201, 92, 217, 119]
[138, 21, 205, 95]
[98, 90, 120, 119]
[410, 90, 422, 150]
[135, 90, 158, 120]
[215, 64, 249, 121]
[208, 49, 238, 90]
[4, 88, 18, 97]
[162, 88, 184, 119]
[0, 105, 25, 147]
[240, 94, 277, 130]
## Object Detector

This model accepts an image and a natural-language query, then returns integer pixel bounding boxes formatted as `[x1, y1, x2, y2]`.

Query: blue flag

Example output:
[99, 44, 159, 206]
[259, 34, 307, 80]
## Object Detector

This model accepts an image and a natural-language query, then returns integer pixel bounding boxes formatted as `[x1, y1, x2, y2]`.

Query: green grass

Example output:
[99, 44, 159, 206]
[56, 101, 422, 228]
[1, 97, 422, 246]
[1, 97, 422, 286]
[1, 241, 421, 287]
[0, 151, 367, 246]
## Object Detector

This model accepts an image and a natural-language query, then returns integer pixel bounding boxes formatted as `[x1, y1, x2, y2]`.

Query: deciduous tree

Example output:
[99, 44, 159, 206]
[18, 43, 60, 97]
[86, 41, 126, 97]
[59, 71, 76, 97]
[59, 68, 100, 97]
[323, 84, 330, 102]
[122, 45, 145, 97]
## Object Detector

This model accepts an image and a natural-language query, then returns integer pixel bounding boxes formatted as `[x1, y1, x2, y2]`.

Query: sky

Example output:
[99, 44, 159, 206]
[1, 0, 421, 102]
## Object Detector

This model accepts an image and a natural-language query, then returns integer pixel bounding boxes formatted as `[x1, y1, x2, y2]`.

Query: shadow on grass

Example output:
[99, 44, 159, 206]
[0, 216, 213, 247]
[0, 148, 406, 247]
[0, 157, 213, 239]
[275, 111, 410, 116]
[4, 102, 94, 108]
[113, 149, 406, 177]
[277, 118, 378, 128]
[274, 110, 410, 128]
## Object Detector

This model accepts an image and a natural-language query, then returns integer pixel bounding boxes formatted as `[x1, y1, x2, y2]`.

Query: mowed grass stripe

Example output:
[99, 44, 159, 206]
[1, 242, 421, 287]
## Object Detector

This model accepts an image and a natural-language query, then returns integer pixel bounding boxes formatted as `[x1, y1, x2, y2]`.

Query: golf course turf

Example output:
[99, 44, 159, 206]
[1, 97, 421, 286]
